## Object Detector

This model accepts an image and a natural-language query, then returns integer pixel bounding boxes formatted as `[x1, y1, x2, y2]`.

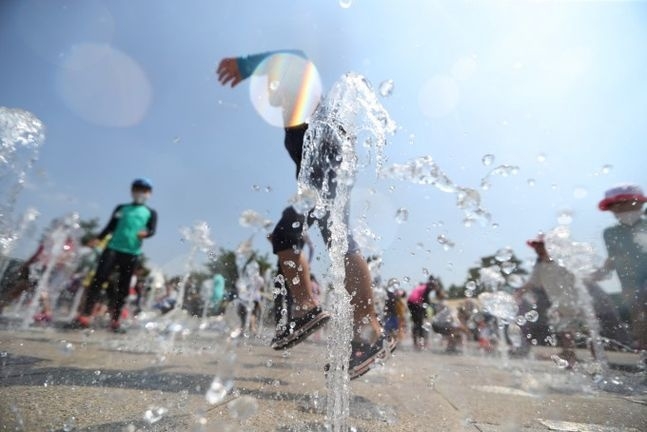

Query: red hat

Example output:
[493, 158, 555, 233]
[598, 184, 647, 211]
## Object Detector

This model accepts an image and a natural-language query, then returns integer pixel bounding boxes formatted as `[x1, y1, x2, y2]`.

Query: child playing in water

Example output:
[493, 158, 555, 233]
[517, 237, 587, 367]
[217, 50, 395, 379]
[591, 184, 647, 350]
[70, 178, 157, 333]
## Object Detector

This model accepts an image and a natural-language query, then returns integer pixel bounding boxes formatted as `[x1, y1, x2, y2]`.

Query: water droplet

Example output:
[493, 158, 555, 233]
[465, 281, 477, 291]
[537, 153, 546, 163]
[265, 186, 272, 192]
[524, 310, 539, 323]
[395, 208, 409, 224]
[515, 315, 527, 326]
[408, 133, 415, 145]
[557, 211, 573, 225]
[62, 417, 76, 432]
[601, 164, 612, 174]
[550, 354, 570, 369]
[501, 261, 516, 275]
[172, 136, 181, 144]
[436, 234, 455, 250]
[291, 221, 301, 228]
[494, 247, 513, 262]
[228, 396, 258, 420]
[378, 79, 394, 97]
[143, 406, 168, 424]
[266, 359, 273, 368]
[527, 178, 536, 187]
[252, 184, 260, 191]
[206, 377, 233, 404]
[60, 341, 75, 356]
[479, 291, 518, 321]
[507, 274, 524, 288]
[481, 154, 494, 166]
[290, 188, 318, 214]
[94, 370, 101, 376]
[339, 0, 352, 8]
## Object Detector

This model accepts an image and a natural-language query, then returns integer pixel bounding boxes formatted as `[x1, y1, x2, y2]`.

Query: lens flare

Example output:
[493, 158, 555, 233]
[249, 53, 323, 128]
[56, 43, 152, 127]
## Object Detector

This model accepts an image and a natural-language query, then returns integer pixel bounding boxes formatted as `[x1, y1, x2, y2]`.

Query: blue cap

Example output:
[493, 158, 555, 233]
[132, 178, 153, 191]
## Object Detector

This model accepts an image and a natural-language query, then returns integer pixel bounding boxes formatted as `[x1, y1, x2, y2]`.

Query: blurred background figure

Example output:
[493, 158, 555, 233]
[592, 184, 647, 351]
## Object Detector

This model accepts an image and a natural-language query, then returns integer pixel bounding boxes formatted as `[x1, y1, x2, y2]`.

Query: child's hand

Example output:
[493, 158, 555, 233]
[137, 230, 149, 239]
[217, 58, 243, 87]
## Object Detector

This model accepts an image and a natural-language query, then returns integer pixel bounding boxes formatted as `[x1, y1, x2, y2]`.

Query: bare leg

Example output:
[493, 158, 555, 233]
[344, 251, 382, 342]
[277, 249, 317, 317]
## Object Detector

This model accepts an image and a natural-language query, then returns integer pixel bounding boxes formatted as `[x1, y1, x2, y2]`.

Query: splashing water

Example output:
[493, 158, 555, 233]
[22, 213, 80, 328]
[206, 350, 236, 405]
[478, 265, 506, 290]
[382, 155, 454, 192]
[479, 291, 518, 323]
[542, 226, 609, 368]
[437, 234, 455, 250]
[297, 72, 395, 431]
[480, 164, 519, 190]
[381, 157, 492, 226]
[378, 79, 394, 97]
[395, 208, 408, 223]
[479, 290, 518, 365]
[143, 406, 168, 424]
[0, 107, 45, 257]
[239, 209, 273, 231]
[0, 207, 39, 288]
[481, 154, 495, 166]
[228, 396, 258, 420]
[494, 246, 513, 263]
[175, 221, 215, 312]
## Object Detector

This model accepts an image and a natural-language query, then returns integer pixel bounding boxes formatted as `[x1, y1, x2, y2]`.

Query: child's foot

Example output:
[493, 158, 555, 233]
[270, 306, 330, 350]
[110, 320, 127, 334]
[348, 334, 398, 379]
[324, 334, 398, 380]
[64, 315, 91, 330]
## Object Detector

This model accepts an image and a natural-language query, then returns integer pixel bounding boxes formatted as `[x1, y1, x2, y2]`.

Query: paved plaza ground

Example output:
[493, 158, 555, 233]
[0, 316, 645, 432]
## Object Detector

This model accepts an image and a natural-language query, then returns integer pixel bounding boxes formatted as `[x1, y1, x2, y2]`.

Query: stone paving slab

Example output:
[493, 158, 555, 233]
[0, 324, 645, 432]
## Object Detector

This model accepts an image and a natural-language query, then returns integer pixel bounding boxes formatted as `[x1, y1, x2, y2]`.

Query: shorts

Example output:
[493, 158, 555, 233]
[271, 123, 358, 254]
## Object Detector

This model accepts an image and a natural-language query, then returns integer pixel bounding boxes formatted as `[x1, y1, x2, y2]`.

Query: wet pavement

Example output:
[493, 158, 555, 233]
[0, 318, 645, 432]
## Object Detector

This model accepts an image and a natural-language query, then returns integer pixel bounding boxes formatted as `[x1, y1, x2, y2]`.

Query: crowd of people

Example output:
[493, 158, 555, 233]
[0, 178, 645, 373]
[0, 46, 645, 380]
[375, 183, 646, 369]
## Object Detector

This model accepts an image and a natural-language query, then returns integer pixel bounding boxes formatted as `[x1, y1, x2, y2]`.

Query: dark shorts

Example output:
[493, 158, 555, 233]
[271, 123, 358, 254]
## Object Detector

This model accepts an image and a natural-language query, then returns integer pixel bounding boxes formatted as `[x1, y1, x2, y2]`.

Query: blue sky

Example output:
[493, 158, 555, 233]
[1, 0, 646, 291]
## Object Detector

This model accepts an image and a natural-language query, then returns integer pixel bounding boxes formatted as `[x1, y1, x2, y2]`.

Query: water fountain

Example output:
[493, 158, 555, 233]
[541, 227, 609, 370]
[175, 221, 215, 313]
[139, 221, 216, 355]
[297, 72, 395, 431]
[0, 107, 45, 283]
[21, 213, 80, 328]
